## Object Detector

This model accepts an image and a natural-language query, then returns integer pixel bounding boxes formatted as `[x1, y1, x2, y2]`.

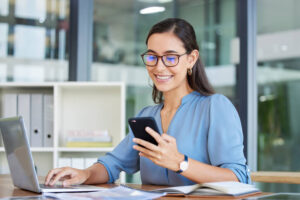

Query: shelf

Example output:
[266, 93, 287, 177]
[0, 82, 125, 178]
[0, 147, 54, 152]
[58, 147, 114, 152]
[30, 147, 54, 152]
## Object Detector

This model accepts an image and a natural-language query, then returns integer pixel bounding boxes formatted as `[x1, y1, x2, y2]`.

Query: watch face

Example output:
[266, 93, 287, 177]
[180, 161, 188, 171]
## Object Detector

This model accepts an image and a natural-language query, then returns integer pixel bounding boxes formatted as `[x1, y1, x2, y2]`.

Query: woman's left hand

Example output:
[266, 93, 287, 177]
[133, 127, 184, 172]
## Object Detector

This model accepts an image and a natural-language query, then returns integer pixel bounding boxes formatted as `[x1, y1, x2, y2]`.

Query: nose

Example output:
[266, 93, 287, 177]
[155, 57, 166, 71]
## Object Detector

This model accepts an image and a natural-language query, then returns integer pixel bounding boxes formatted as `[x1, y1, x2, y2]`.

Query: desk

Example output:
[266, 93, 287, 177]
[251, 171, 300, 184]
[0, 174, 265, 200]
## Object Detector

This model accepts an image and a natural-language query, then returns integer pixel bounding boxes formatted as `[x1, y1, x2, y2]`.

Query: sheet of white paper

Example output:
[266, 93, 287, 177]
[44, 186, 165, 200]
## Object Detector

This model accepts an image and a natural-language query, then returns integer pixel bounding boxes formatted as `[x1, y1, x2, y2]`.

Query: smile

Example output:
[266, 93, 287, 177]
[155, 75, 173, 82]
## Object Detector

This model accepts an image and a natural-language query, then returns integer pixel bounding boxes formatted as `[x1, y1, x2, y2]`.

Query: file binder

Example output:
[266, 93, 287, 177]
[30, 94, 43, 147]
[17, 94, 31, 143]
[2, 93, 17, 117]
[43, 94, 53, 147]
[72, 158, 85, 169]
[58, 158, 72, 168]
[1, 93, 18, 146]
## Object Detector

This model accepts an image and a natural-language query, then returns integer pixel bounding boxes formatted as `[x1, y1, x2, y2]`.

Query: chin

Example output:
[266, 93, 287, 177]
[154, 84, 173, 93]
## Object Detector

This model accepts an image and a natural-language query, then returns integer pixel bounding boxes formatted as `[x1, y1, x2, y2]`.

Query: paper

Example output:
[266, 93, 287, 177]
[44, 185, 166, 200]
[0, 196, 56, 200]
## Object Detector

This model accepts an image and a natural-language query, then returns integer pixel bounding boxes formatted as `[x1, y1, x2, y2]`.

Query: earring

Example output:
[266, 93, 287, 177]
[187, 68, 192, 76]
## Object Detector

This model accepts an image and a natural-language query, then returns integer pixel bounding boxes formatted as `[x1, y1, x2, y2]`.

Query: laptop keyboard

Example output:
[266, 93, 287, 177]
[40, 184, 71, 189]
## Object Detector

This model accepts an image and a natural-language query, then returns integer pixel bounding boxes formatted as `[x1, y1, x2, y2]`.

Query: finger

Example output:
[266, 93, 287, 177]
[49, 169, 73, 186]
[133, 138, 160, 152]
[59, 175, 71, 182]
[145, 127, 165, 144]
[63, 177, 79, 187]
[139, 152, 160, 164]
[161, 133, 176, 143]
[45, 168, 63, 185]
[133, 145, 158, 158]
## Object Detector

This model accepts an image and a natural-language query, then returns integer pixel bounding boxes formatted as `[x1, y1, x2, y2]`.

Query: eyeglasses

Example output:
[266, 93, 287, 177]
[141, 52, 187, 67]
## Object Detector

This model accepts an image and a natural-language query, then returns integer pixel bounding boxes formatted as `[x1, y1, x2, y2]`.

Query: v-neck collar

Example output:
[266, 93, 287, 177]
[157, 91, 198, 134]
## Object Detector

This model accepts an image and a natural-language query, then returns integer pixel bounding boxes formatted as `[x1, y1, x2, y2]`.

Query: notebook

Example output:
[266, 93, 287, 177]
[151, 181, 260, 197]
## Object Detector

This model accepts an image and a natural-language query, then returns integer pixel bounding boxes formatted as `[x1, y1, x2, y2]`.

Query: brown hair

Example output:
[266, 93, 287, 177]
[146, 18, 215, 104]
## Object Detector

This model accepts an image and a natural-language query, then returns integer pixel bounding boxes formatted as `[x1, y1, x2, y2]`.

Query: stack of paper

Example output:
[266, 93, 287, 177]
[66, 129, 112, 147]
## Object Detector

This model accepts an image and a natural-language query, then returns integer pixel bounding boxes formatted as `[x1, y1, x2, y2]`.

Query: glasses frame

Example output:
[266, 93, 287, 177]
[140, 52, 188, 67]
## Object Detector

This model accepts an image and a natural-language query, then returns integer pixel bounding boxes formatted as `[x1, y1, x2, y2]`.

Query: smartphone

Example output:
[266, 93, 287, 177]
[128, 117, 160, 146]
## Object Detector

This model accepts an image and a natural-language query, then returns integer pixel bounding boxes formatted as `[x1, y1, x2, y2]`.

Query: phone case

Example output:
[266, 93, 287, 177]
[128, 117, 160, 146]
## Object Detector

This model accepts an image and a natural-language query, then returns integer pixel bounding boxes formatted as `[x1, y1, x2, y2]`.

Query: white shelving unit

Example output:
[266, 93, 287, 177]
[0, 82, 125, 182]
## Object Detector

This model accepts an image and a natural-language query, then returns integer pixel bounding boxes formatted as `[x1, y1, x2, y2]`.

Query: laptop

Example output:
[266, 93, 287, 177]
[0, 116, 105, 193]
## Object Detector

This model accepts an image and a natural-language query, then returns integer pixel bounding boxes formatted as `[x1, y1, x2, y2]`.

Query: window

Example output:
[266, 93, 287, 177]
[257, 0, 300, 192]
[0, 0, 69, 82]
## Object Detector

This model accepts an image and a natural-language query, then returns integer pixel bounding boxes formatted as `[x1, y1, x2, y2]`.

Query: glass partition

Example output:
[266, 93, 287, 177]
[0, 0, 69, 82]
[257, 0, 300, 192]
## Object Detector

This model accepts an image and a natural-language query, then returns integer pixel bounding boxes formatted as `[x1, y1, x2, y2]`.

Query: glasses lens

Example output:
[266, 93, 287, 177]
[163, 55, 178, 66]
[143, 54, 157, 66]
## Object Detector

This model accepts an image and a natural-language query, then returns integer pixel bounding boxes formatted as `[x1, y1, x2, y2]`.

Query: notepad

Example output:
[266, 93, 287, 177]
[151, 181, 260, 197]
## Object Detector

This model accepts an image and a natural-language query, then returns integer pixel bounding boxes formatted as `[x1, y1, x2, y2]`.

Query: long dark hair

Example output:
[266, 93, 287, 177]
[146, 18, 215, 104]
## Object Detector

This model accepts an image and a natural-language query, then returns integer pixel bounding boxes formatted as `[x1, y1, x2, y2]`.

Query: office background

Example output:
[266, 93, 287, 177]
[0, 0, 300, 192]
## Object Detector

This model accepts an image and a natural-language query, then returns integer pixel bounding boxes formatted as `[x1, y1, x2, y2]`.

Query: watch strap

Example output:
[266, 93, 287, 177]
[176, 154, 188, 174]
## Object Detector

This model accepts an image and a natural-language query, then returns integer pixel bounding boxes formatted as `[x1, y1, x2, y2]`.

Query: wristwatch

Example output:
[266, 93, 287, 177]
[176, 154, 188, 174]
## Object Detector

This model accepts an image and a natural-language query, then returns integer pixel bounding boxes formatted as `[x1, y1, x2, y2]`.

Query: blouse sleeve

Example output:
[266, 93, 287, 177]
[207, 94, 251, 184]
[97, 107, 148, 183]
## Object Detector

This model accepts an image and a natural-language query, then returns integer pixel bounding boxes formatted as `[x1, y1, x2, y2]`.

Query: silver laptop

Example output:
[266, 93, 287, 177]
[0, 116, 104, 193]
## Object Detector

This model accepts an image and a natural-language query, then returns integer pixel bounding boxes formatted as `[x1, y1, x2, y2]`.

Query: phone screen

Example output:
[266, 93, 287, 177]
[128, 117, 160, 146]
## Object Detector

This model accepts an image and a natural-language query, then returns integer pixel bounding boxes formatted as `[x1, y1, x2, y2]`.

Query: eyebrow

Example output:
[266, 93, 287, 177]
[146, 49, 179, 54]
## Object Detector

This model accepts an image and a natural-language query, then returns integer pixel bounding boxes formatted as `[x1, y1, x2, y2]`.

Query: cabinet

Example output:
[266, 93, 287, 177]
[0, 82, 125, 182]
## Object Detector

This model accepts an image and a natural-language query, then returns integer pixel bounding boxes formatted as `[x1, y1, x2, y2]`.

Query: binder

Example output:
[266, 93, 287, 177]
[58, 158, 71, 168]
[1, 93, 18, 146]
[43, 94, 53, 147]
[2, 93, 17, 117]
[72, 158, 85, 169]
[17, 94, 31, 143]
[84, 158, 97, 168]
[30, 94, 43, 147]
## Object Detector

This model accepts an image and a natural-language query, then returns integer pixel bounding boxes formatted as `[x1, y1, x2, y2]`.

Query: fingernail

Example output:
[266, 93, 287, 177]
[145, 127, 150, 131]
[133, 138, 136, 142]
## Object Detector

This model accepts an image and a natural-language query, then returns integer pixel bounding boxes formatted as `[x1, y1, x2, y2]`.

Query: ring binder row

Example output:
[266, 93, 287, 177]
[58, 157, 98, 169]
[1, 93, 53, 147]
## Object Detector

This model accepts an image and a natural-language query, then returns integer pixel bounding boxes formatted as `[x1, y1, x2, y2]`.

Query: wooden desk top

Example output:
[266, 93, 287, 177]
[251, 171, 300, 184]
[0, 174, 265, 200]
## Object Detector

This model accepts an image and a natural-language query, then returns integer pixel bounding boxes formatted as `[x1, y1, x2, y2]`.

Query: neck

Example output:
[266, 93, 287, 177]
[163, 85, 193, 111]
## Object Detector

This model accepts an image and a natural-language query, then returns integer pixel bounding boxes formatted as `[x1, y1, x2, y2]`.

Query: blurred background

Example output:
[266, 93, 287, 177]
[0, 0, 300, 192]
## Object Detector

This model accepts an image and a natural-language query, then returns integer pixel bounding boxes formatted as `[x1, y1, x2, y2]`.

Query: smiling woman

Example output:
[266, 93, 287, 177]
[44, 18, 251, 187]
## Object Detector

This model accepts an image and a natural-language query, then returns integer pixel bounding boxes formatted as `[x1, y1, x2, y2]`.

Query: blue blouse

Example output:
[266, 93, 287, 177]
[98, 91, 251, 185]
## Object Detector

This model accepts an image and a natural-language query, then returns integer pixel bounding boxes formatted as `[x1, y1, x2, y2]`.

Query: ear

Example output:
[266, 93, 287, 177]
[187, 49, 199, 69]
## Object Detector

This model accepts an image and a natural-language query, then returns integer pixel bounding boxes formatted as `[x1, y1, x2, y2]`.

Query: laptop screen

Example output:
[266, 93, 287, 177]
[0, 117, 40, 193]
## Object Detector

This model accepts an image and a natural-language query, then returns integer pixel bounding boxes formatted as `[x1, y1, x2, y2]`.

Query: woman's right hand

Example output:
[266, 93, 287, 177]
[45, 167, 91, 186]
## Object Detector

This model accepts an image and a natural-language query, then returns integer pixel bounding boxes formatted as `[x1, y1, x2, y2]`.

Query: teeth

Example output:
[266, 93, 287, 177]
[157, 75, 171, 80]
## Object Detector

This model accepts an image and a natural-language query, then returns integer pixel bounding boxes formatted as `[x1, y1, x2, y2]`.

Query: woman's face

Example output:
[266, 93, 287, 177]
[145, 32, 196, 94]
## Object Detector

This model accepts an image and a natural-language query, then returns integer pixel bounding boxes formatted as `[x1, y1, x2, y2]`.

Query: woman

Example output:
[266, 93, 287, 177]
[45, 18, 250, 186]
